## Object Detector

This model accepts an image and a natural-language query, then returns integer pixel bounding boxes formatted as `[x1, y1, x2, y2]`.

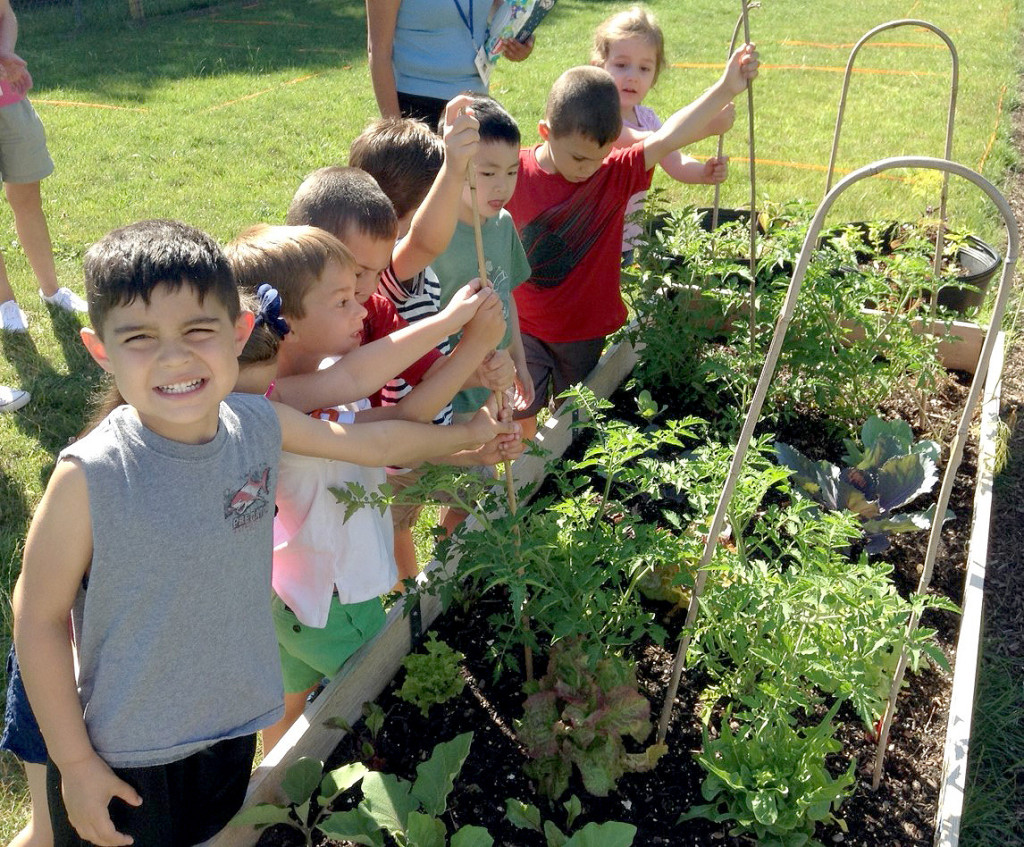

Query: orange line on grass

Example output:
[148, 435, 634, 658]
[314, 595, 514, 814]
[204, 72, 321, 111]
[781, 39, 946, 50]
[671, 62, 941, 76]
[731, 156, 911, 182]
[34, 99, 148, 112]
[977, 83, 1007, 172]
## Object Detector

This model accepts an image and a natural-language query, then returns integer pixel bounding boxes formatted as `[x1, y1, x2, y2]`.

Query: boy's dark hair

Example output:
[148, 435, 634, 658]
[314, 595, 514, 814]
[545, 66, 623, 146]
[286, 166, 398, 243]
[83, 219, 239, 339]
[466, 94, 521, 147]
[349, 119, 444, 220]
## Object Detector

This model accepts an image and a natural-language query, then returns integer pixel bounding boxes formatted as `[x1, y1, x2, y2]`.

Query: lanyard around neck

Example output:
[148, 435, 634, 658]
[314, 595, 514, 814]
[452, 0, 474, 40]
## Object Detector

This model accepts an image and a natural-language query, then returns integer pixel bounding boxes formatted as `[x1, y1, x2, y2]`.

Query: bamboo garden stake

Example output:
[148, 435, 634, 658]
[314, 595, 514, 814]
[467, 162, 533, 681]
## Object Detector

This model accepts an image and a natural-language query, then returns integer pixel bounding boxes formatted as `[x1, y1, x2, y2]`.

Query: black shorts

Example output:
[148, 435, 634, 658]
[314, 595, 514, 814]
[397, 91, 447, 132]
[47, 733, 256, 847]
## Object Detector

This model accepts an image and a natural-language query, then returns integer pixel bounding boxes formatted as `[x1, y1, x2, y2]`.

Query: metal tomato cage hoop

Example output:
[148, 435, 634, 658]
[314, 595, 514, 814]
[655, 158, 1019, 790]
[824, 20, 959, 280]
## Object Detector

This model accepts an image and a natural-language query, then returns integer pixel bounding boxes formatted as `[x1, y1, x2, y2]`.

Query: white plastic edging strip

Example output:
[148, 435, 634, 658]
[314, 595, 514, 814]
[933, 330, 1004, 847]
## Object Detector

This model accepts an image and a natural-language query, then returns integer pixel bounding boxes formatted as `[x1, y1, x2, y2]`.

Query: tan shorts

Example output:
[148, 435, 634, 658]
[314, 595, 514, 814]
[0, 99, 54, 184]
[387, 467, 428, 531]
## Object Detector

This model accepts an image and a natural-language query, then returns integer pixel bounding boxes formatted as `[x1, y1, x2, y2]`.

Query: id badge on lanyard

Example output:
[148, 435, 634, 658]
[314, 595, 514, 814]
[454, 0, 496, 86]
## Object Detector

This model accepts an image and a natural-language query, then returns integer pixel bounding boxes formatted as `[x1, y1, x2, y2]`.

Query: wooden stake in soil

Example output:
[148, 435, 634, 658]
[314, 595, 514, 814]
[711, 5, 757, 230]
[467, 163, 532, 682]
[739, 0, 758, 352]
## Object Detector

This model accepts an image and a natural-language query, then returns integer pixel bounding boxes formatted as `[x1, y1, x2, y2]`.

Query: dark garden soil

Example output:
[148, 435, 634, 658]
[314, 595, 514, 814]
[256, 366, 982, 847]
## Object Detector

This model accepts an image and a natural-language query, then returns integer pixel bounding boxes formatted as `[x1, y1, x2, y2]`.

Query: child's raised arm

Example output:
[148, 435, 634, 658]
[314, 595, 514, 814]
[274, 394, 515, 467]
[272, 281, 490, 412]
[13, 460, 142, 846]
[642, 44, 758, 172]
[391, 95, 480, 282]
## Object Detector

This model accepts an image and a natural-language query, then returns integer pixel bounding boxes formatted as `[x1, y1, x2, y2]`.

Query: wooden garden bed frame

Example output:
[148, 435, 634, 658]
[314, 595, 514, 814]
[213, 317, 1001, 847]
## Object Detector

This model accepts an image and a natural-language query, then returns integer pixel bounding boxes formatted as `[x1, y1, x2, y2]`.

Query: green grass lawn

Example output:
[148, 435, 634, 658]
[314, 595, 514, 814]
[0, 0, 1021, 837]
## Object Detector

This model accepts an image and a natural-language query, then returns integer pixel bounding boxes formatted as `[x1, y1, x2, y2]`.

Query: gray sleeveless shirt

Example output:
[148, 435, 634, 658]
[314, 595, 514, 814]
[61, 393, 284, 767]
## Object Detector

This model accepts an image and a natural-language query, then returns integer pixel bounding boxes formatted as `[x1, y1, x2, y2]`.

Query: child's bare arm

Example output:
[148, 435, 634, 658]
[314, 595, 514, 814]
[643, 44, 758, 171]
[272, 281, 489, 412]
[275, 396, 514, 467]
[355, 284, 506, 423]
[13, 461, 142, 846]
[391, 96, 480, 281]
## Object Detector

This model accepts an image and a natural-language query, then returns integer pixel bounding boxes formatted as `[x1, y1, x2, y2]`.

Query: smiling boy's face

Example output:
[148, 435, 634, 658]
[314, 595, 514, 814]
[81, 284, 252, 444]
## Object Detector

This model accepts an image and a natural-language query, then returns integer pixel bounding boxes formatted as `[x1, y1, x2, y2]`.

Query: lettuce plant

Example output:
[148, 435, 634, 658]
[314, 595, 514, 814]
[680, 702, 856, 847]
[517, 640, 666, 800]
[398, 633, 466, 717]
[773, 415, 953, 553]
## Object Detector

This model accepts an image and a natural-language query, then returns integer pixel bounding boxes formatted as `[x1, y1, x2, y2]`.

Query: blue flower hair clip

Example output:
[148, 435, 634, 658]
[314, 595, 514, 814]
[255, 283, 290, 339]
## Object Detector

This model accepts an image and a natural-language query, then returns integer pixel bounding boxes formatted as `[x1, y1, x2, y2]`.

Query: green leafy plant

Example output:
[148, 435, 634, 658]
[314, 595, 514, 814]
[517, 639, 666, 800]
[231, 734, 490, 846]
[397, 632, 467, 717]
[229, 755, 369, 846]
[774, 415, 954, 553]
[623, 206, 951, 438]
[680, 701, 856, 847]
[506, 795, 637, 846]
[319, 732, 493, 847]
[688, 499, 953, 728]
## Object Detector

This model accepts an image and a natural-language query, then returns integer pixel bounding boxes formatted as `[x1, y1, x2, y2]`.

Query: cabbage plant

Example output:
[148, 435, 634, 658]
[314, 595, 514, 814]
[773, 416, 953, 554]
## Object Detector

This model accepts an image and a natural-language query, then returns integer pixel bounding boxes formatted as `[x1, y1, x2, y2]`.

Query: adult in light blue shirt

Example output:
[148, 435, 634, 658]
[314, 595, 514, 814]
[367, 0, 535, 129]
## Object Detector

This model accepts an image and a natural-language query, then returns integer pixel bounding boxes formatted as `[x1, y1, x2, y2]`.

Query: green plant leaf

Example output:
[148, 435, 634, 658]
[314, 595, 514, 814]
[505, 799, 543, 832]
[563, 794, 583, 829]
[320, 761, 369, 803]
[228, 802, 294, 828]
[406, 810, 447, 847]
[318, 808, 385, 846]
[411, 732, 474, 816]
[281, 757, 324, 806]
[544, 820, 568, 847]
[563, 821, 637, 846]
[361, 771, 416, 836]
[750, 790, 779, 826]
[450, 824, 496, 847]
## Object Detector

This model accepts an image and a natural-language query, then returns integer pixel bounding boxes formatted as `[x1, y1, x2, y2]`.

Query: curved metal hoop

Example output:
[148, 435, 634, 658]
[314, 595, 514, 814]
[657, 158, 1018, 758]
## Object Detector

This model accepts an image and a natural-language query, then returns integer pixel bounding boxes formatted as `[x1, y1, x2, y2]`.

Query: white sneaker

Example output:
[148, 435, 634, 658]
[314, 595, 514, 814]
[41, 287, 88, 313]
[0, 385, 30, 412]
[0, 299, 28, 332]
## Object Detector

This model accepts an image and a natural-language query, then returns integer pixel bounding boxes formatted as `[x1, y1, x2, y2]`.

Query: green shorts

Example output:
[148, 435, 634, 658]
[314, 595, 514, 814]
[272, 593, 386, 694]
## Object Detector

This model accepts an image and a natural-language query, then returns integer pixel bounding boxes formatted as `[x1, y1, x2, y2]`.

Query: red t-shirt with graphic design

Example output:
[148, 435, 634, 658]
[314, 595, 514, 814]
[506, 143, 653, 343]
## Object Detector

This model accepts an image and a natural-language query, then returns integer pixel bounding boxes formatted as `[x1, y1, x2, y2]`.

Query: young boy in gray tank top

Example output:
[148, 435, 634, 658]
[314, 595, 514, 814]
[11, 219, 514, 847]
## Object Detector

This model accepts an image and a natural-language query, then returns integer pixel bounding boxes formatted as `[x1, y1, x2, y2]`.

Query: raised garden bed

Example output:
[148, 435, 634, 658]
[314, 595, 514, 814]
[215, 158, 1016, 847]
[211, 321, 1003, 847]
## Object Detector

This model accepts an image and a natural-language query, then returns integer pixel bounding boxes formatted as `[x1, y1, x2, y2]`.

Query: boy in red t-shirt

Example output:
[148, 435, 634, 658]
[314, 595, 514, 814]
[506, 44, 759, 438]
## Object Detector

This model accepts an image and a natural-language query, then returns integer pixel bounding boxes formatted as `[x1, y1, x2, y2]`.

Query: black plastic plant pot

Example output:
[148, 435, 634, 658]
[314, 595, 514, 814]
[694, 207, 765, 234]
[933, 235, 1001, 313]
